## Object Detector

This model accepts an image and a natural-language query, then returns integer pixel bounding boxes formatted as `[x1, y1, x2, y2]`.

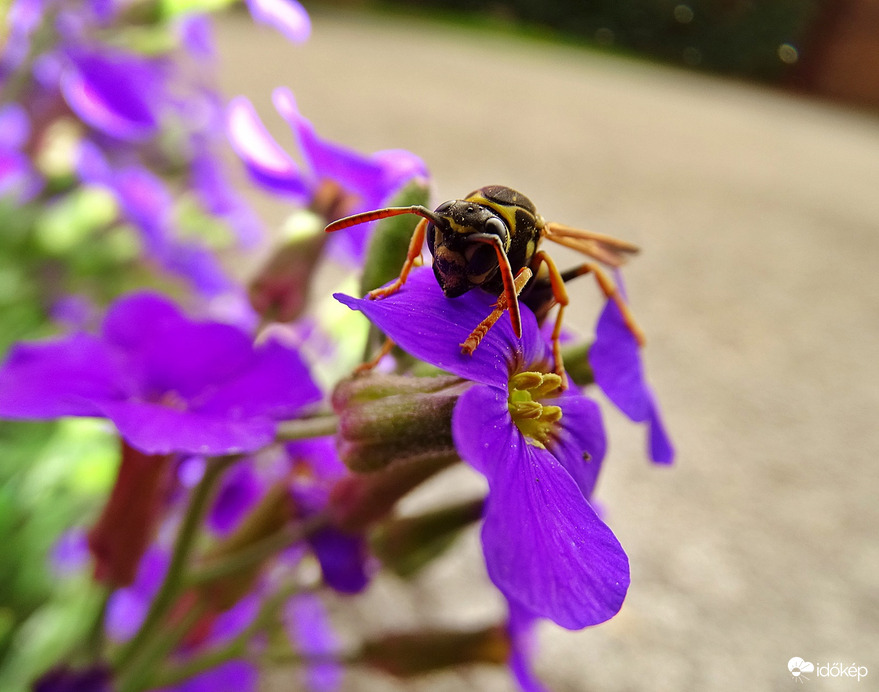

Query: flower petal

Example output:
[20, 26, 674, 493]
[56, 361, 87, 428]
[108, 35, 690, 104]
[590, 285, 674, 465]
[335, 267, 548, 387]
[245, 0, 311, 44]
[97, 400, 278, 455]
[61, 49, 162, 141]
[194, 337, 322, 420]
[452, 384, 517, 477]
[0, 334, 129, 418]
[453, 385, 628, 627]
[479, 442, 629, 628]
[273, 87, 384, 196]
[226, 96, 310, 198]
[547, 393, 606, 499]
[284, 594, 342, 692]
[506, 601, 550, 692]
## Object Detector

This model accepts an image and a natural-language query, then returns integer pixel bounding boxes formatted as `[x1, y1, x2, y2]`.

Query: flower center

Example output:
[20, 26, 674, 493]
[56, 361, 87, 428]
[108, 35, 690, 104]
[507, 371, 563, 448]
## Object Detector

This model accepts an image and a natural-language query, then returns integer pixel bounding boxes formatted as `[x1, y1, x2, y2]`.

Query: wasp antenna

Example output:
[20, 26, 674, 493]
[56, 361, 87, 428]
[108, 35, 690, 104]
[325, 206, 441, 233]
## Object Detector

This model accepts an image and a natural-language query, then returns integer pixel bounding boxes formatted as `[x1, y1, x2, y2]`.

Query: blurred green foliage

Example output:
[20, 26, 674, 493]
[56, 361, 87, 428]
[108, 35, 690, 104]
[375, 0, 822, 81]
[0, 419, 116, 692]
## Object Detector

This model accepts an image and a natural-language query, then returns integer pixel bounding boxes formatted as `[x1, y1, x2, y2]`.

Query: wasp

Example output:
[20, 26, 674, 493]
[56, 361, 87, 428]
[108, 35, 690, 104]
[325, 185, 644, 380]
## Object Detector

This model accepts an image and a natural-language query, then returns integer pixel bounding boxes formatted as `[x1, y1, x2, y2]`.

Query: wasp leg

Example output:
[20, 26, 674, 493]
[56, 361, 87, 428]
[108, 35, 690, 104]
[559, 262, 646, 348]
[543, 222, 639, 267]
[354, 336, 396, 375]
[528, 251, 571, 386]
[367, 218, 428, 300]
[460, 267, 532, 355]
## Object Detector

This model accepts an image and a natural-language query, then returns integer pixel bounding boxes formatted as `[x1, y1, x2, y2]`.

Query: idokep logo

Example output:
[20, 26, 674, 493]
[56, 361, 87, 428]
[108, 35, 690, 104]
[788, 657, 869, 683]
[789, 658, 815, 681]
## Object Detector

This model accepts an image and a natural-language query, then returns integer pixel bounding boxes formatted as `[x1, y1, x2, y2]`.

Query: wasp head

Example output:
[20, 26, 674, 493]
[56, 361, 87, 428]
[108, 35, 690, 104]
[426, 200, 511, 297]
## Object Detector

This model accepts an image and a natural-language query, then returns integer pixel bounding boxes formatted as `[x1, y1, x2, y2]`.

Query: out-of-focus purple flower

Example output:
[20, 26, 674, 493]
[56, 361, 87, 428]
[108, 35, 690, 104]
[209, 460, 265, 535]
[506, 603, 549, 692]
[156, 661, 258, 692]
[335, 268, 629, 629]
[60, 47, 166, 141]
[105, 545, 168, 641]
[0, 103, 42, 201]
[288, 437, 371, 594]
[245, 0, 311, 43]
[0, 291, 321, 455]
[50, 528, 91, 575]
[33, 664, 113, 692]
[284, 594, 342, 692]
[227, 88, 428, 262]
[589, 274, 674, 464]
[190, 143, 264, 249]
[75, 141, 247, 303]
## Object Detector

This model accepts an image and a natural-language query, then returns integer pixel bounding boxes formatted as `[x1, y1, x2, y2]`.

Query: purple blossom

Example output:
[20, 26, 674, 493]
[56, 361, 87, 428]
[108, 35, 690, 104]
[284, 594, 342, 691]
[209, 460, 266, 535]
[589, 274, 674, 464]
[155, 661, 258, 692]
[105, 545, 169, 641]
[227, 88, 428, 262]
[33, 665, 113, 692]
[75, 141, 248, 303]
[245, 0, 311, 43]
[288, 437, 371, 594]
[335, 268, 629, 629]
[60, 46, 165, 141]
[0, 291, 321, 455]
[0, 103, 41, 201]
[506, 603, 550, 692]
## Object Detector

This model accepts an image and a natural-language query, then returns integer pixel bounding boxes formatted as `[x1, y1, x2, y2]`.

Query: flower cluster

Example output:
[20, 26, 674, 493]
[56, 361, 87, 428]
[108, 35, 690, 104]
[0, 1, 673, 691]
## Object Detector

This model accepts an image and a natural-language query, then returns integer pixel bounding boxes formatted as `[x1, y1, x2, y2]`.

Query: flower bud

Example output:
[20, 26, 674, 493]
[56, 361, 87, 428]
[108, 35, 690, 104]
[371, 497, 484, 578]
[359, 625, 510, 678]
[248, 209, 327, 323]
[332, 373, 466, 473]
[88, 440, 172, 587]
[327, 452, 458, 533]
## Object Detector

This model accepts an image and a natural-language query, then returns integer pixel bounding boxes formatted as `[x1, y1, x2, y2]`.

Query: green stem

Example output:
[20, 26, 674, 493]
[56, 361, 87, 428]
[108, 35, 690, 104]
[275, 414, 339, 441]
[149, 581, 315, 688]
[185, 513, 330, 587]
[115, 600, 207, 692]
[81, 588, 111, 663]
[113, 455, 237, 670]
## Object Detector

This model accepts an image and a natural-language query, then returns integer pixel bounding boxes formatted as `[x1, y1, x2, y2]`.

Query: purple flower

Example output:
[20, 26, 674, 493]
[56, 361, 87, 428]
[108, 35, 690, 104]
[33, 665, 113, 692]
[227, 88, 428, 262]
[245, 0, 311, 43]
[156, 661, 258, 692]
[0, 291, 321, 455]
[288, 437, 371, 594]
[209, 460, 265, 535]
[0, 103, 41, 201]
[284, 594, 342, 691]
[506, 603, 549, 692]
[60, 46, 166, 141]
[335, 268, 629, 629]
[105, 545, 168, 641]
[75, 142, 247, 303]
[589, 274, 674, 464]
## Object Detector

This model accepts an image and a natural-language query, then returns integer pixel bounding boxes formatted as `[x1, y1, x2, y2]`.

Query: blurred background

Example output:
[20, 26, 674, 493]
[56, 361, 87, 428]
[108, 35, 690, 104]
[3, 1, 878, 690]
[213, 2, 879, 689]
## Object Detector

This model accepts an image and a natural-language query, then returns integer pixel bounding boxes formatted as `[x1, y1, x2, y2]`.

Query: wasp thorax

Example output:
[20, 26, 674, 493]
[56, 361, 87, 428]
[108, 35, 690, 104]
[427, 201, 511, 297]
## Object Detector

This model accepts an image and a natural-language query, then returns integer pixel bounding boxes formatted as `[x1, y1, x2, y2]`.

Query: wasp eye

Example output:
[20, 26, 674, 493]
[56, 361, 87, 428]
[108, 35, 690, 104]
[464, 243, 498, 285]
[484, 216, 510, 246]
